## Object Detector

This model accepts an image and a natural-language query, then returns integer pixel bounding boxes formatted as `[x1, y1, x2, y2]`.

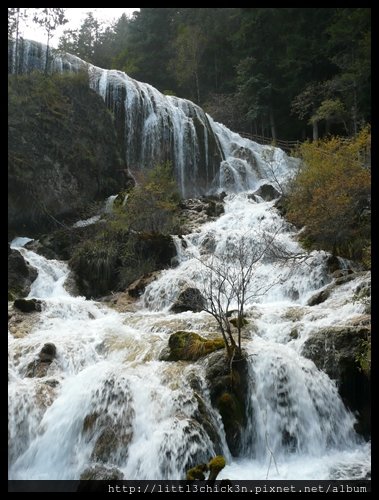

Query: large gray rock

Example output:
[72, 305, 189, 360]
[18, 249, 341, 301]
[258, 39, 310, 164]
[170, 288, 206, 314]
[8, 246, 37, 300]
[302, 325, 370, 438]
[249, 184, 281, 201]
[25, 343, 57, 378]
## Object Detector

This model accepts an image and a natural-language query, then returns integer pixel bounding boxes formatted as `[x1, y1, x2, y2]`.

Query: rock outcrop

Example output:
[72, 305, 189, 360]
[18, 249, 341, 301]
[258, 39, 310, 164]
[164, 331, 225, 361]
[8, 246, 37, 300]
[8, 71, 129, 236]
[205, 351, 249, 456]
[25, 343, 57, 378]
[170, 288, 206, 314]
[302, 324, 371, 438]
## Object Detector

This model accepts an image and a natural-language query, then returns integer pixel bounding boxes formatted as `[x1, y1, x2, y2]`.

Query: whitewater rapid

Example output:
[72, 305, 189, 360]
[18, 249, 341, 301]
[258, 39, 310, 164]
[8, 190, 370, 480]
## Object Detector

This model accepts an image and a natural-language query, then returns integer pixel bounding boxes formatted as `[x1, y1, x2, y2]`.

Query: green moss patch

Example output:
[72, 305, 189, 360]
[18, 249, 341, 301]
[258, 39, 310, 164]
[167, 331, 225, 361]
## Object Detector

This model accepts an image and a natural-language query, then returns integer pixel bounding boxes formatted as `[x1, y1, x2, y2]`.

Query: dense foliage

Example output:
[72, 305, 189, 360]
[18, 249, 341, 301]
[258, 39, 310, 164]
[70, 163, 179, 297]
[54, 8, 370, 141]
[286, 127, 371, 263]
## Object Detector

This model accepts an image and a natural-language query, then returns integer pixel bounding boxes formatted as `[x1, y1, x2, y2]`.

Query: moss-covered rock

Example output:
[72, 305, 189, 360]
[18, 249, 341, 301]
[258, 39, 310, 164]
[8, 72, 130, 235]
[79, 464, 124, 480]
[229, 316, 249, 328]
[208, 455, 226, 480]
[186, 456, 226, 481]
[206, 351, 249, 456]
[186, 463, 208, 480]
[166, 331, 225, 361]
[302, 325, 370, 438]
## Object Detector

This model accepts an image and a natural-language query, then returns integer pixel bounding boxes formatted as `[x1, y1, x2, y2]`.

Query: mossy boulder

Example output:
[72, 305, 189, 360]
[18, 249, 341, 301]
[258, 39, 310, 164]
[302, 325, 371, 438]
[229, 316, 249, 328]
[186, 463, 208, 480]
[186, 455, 226, 481]
[166, 331, 225, 361]
[208, 455, 226, 480]
[206, 351, 249, 456]
[79, 464, 123, 480]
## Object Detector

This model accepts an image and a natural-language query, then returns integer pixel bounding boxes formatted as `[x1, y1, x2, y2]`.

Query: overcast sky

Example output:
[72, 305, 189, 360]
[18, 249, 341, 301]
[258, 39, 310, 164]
[20, 8, 139, 47]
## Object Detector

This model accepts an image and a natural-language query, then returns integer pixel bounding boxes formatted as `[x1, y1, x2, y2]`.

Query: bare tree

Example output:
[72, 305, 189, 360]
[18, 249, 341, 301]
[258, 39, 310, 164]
[195, 230, 283, 361]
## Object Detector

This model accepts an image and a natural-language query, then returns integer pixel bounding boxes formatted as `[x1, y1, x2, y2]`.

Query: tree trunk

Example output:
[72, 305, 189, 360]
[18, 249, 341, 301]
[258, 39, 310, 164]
[352, 82, 358, 136]
[45, 31, 51, 74]
[194, 71, 200, 105]
[269, 106, 277, 142]
[14, 8, 20, 74]
[325, 119, 330, 135]
[312, 120, 319, 141]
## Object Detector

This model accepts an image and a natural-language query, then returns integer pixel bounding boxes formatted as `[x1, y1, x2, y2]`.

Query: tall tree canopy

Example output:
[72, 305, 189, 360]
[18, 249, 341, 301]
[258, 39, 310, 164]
[55, 8, 370, 140]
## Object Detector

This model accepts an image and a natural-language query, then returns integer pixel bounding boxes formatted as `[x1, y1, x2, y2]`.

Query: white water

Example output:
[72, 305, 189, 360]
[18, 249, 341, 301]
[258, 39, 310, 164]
[8, 39, 370, 480]
[8, 191, 370, 480]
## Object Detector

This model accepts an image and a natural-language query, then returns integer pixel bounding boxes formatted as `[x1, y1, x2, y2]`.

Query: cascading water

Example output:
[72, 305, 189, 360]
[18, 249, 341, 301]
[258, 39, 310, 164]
[8, 39, 370, 481]
[8, 185, 370, 480]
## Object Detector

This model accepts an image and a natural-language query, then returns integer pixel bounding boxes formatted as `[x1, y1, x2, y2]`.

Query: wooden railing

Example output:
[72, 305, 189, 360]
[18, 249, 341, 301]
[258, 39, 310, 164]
[237, 132, 300, 153]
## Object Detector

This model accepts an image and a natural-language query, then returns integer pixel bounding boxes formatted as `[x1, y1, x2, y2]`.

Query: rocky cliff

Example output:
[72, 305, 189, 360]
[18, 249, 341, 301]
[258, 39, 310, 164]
[8, 71, 130, 236]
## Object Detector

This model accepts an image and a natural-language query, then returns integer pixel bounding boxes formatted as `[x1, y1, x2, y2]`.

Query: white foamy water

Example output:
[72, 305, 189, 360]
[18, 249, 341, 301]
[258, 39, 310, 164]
[9, 185, 370, 481]
[8, 54, 370, 479]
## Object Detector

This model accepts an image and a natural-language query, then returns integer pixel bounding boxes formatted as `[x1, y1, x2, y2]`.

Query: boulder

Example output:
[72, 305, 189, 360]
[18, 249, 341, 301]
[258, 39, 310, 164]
[165, 331, 225, 361]
[127, 272, 158, 298]
[39, 343, 57, 362]
[14, 298, 42, 313]
[307, 288, 331, 306]
[205, 351, 249, 456]
[170, 288, 206, 314]
[8, 246, 37, 300]
[302, 326, 370, 438]
[25, 342, 57, 378]
[135, 233, 176, 268]
[80, 464, 124, 481]
[249, 184, 281, 201]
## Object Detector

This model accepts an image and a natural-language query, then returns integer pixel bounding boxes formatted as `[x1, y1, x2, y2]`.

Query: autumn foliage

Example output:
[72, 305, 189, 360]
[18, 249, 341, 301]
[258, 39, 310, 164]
[286, 127, 371, 264]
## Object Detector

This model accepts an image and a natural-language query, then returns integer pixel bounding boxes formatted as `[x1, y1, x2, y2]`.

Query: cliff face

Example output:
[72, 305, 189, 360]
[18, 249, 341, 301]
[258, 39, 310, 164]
[8, 72, 130, 235]
[9, 39, 225, 198]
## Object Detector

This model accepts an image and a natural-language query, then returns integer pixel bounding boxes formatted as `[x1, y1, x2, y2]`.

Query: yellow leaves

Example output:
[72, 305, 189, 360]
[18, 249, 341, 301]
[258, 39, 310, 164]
[287, 128, 371, 260]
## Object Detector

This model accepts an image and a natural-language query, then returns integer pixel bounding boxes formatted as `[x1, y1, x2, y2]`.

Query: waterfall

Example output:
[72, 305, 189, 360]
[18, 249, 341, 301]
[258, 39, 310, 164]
[8, 39, 299, 198]
[8, 39, 370, 481]
[8, 190, 370, 480]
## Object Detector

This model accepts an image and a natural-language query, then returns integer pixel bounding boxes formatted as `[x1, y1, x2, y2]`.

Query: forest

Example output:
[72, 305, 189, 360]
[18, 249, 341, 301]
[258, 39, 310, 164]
[54, 8, 370, 141]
